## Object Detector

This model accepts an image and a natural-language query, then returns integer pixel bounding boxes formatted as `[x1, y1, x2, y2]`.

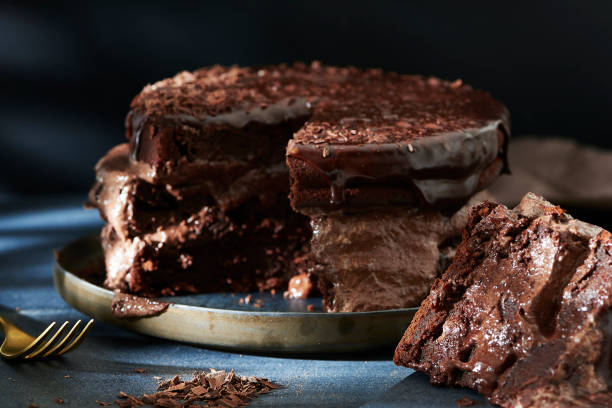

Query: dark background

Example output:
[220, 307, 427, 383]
[1, 1, 612, 195]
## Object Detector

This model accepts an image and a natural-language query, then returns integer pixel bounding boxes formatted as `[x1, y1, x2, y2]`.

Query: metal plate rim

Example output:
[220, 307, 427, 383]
[53, 235, 418, 352]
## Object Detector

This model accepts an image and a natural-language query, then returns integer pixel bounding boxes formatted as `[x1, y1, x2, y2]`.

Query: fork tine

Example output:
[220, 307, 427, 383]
[55, 319, 93, 356]
[24, 321, 70, 359]
[41, 320, 81, 358]
[13, 322, 57, 359]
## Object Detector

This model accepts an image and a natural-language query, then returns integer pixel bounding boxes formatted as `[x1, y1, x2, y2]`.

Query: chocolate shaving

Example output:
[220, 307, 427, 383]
[115, 369, 279, 407]
[456, 397, 476, 406]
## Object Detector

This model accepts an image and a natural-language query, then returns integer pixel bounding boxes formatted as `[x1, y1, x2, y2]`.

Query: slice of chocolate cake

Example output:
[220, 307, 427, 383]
[88, 62, 510, 311]
[394, 193, 612, 407]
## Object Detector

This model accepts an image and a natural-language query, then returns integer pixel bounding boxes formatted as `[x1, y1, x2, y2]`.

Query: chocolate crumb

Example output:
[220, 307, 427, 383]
[55, 398, 64, 404]
[111, 292, 170, 319]
[96, 401, 112, 406]
[135, 368, 146, 373]
[456, 397, 475, 406]
[307, 304, 315, 312]
[287, 273, 313, 299]
[115, 369, 278, 407]
[64, 375, 71, 379]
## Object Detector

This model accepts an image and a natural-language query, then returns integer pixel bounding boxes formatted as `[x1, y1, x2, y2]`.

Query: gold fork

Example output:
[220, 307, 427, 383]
[0, 314, 93, 360]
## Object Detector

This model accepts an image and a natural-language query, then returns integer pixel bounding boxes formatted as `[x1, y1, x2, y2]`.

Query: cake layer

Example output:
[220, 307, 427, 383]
[125, 63, 509, 210]
[308, 192, 490, 312]
[287, 128, 506, 210]
[87, 144, 292, 241]
[89, 146, 311, 297]
[393, 193, 612, 407]
[100, 203, 310, 297]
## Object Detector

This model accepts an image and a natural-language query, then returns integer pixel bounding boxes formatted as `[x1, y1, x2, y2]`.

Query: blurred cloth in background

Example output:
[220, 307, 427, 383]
[1, 1, 612, 196]
[488, 137, 612, 229]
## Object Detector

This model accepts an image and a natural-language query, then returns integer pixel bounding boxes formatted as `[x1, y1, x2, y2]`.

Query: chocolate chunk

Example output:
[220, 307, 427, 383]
[111, 292, 169, 319]
[287, 272, 312, 299]
[455, 397, 475, 407]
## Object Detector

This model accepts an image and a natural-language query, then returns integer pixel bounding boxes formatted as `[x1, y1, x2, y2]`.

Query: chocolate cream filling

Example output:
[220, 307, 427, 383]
[309, 192, 492, 312]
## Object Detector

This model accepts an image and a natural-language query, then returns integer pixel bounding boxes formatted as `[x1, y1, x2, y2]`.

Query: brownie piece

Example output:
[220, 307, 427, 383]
[394, 193, 612, 407]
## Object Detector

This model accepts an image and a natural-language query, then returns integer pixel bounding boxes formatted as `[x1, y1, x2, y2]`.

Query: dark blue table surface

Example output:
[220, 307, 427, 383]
[0, 195, 490, 407]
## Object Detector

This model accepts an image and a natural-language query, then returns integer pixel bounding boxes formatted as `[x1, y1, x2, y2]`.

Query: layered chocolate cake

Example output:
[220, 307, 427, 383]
[89, 143, 309, 296]
[394, 193, 612, 406]
[88, 62, 510, 310]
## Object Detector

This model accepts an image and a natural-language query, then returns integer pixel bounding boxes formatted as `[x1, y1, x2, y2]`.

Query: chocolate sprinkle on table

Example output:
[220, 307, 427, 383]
[115, 369, 278, 407]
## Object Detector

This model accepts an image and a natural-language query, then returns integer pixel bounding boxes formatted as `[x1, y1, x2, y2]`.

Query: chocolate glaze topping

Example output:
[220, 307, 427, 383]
[287, 123, 506, 208]
[125, 62, 509, 210]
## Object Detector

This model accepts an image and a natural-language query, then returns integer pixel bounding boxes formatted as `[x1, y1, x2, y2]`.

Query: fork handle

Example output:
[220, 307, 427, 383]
[0, 314, 18, 335]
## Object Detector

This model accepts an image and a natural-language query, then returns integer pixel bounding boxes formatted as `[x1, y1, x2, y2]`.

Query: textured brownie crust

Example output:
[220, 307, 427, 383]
[125, 62, 509, 210]
[393, 193, 612, 407]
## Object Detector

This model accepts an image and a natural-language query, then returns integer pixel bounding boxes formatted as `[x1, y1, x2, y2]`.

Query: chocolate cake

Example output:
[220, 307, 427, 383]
[394, 193, 612, 407]
[89, 144, 309, 296]
[88, 62, 510, 311]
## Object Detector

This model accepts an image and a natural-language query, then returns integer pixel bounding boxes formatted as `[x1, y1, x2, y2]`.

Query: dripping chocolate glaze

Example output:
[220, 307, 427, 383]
[287, 120, 509, 208]
[126, 97, 314, 164]
[122, 64, 510, 209]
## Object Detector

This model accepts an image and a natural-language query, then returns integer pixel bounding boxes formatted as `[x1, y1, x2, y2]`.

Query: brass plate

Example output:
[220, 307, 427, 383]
[53, 236, 417, 353]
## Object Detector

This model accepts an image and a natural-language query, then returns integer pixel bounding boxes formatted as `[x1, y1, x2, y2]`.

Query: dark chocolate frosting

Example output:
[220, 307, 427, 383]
[287, 122, 506, 208]
[124, 62, 510, 211]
